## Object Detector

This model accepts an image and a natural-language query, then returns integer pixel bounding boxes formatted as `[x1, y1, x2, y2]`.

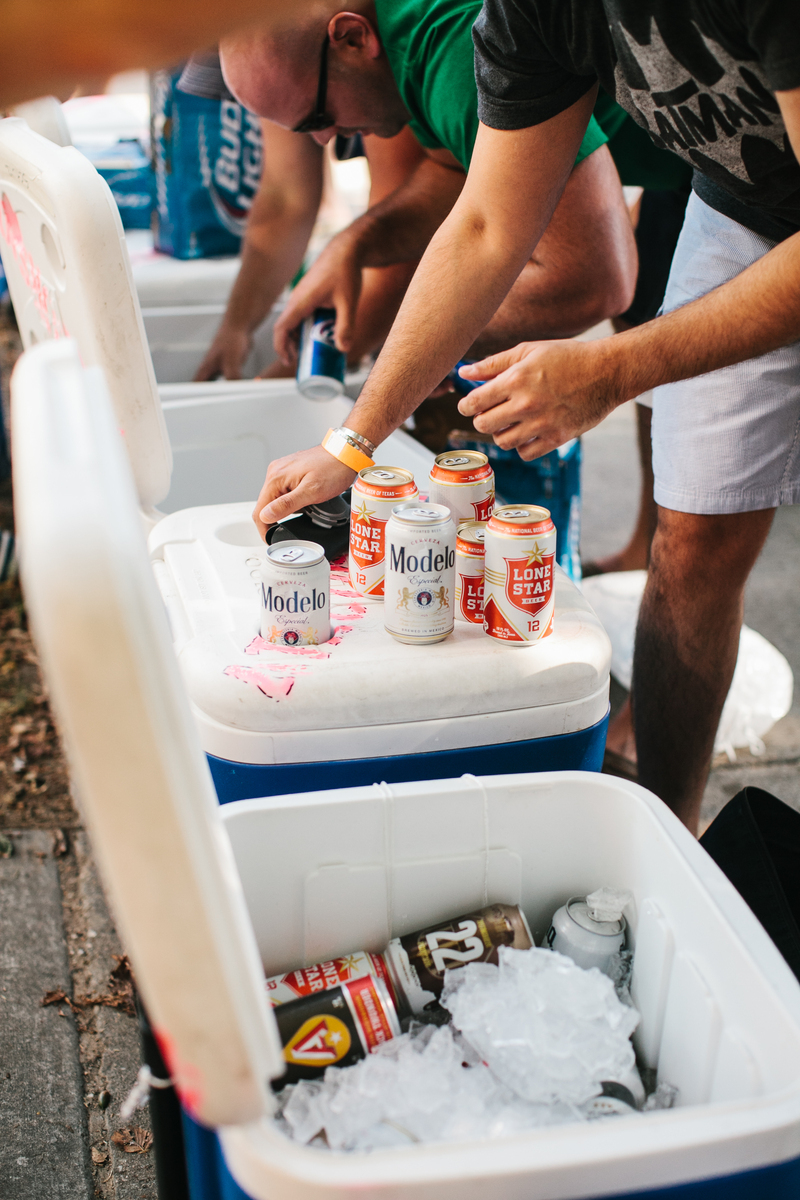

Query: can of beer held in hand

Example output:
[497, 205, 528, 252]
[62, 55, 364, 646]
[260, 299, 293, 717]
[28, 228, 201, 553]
[483, 505, 556, 646]
[385, 903, 533, 1015]
[260, 541, 330, 646]
[349, 467, 419, 599]
[427, 451, 495, 524]
[274, 975, 400, 1086]
[265, 950, 393, 1007]
[383, 502, 456, 644]
[455, 520, 486, 624]
[296, 306, 346, 400]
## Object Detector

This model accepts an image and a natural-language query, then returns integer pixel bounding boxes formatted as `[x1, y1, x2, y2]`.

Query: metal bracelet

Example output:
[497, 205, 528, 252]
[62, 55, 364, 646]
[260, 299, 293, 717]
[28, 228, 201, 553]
[338, 426, 376, 457]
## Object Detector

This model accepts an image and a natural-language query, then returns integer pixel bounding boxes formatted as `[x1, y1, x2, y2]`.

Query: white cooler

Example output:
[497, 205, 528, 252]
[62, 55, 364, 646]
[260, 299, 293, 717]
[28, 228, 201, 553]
[11, 338, 800, 1200]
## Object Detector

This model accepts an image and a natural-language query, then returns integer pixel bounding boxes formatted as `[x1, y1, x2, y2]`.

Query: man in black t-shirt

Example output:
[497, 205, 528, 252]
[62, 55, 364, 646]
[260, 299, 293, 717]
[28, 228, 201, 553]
[252, 0, 800, 835]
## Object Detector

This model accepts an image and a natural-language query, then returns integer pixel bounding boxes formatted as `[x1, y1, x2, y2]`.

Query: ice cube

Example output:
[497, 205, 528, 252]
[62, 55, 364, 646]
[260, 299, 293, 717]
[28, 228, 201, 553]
[441, 947, 640, 1106]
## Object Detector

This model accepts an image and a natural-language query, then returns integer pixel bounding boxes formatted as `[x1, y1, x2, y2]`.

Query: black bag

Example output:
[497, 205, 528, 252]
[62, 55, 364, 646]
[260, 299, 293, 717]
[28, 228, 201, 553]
[265, 494, 350, 562]
[700, 787, 800, 982]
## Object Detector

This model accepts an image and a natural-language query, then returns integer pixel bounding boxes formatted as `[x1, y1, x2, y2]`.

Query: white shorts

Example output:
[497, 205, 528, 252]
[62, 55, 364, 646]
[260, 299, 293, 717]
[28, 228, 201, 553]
[644, 192, 800, 515]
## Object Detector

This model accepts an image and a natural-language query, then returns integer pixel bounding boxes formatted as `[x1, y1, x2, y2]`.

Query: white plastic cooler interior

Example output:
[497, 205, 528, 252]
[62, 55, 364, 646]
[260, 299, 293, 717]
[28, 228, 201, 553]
[0, 116, 419, 517]
[11, 338, 800, 1199]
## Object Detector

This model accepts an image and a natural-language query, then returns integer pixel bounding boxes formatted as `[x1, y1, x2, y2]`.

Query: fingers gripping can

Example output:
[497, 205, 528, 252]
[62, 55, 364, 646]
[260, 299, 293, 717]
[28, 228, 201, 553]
[483, 505, 556, 646]
[349, 467, 419, 599]
[260, 540, 330, 646]
[427, 451, 495, 524]
[274, 975, 400, 1086]
[385, 903, 533, 1015]
[384, 502, 456, 644]
[455, 520, 486, 624]
[296, 306, 346, 400]
[265, 951, 393, 1007]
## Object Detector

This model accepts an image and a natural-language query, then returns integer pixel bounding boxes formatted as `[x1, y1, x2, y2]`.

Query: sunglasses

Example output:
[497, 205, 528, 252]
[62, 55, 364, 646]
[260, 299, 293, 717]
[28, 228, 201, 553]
[292, 37, 335, 134]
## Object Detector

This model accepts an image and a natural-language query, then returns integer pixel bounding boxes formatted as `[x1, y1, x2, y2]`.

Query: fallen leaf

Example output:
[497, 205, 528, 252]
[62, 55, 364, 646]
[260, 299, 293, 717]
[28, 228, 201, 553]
[111, 1127, 153, 1154]
[91, 1147, 108, 1165]
[52, 829, 68, 857]
[41, 989, 78, 1013]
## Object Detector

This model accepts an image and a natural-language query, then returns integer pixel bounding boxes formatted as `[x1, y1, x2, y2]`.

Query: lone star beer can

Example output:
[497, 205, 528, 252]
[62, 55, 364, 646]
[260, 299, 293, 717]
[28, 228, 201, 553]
[384, 502, 456, 644]
[455, 519, 486, 624]
[296, 306, 346, 400]
[274, 975, 400, 1086]
[385, 903, 533, 1015]
[260, 540, 330, 646]
[265, 951, 394, 1007]
[349, 466, 418, 599]
[483, 504, 556, 646]
[427, 451, 495, 524]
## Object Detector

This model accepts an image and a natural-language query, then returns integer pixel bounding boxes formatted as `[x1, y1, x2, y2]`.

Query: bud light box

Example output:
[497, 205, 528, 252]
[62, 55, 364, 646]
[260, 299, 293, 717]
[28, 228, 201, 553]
[90, 139, 155, 231]
[151, 69, 263, 259]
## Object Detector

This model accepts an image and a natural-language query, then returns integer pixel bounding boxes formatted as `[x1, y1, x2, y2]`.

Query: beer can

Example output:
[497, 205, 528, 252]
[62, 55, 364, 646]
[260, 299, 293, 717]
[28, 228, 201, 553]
[384, 903, 533, 1015]
[265, 950, 393, 1007]
[260, 540, 330, 647]
[455, 520, 486, 624]
[545, 895, 628, 976]
[349, 466, 418, 599]
[383, 502, 456, 645]
[274, 975, 400, 1086]
[296, 306, 346, 400]
[427, 451, 495, 524]
[483, 504, 556, 646]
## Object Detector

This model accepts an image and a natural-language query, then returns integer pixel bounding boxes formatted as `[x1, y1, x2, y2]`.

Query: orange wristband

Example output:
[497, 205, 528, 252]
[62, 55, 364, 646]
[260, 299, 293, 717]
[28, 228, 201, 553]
[322, 428, 374, 472]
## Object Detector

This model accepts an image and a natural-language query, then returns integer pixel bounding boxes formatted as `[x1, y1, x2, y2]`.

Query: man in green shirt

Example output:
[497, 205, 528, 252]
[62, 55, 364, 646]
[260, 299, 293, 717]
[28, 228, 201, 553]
[220, 0, 637, 377]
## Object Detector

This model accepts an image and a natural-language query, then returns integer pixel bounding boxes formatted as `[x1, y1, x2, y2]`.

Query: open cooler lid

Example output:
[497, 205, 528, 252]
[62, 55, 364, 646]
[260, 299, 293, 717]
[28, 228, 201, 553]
[11, 339, 284, 1125]
[0, 117, 172, 509]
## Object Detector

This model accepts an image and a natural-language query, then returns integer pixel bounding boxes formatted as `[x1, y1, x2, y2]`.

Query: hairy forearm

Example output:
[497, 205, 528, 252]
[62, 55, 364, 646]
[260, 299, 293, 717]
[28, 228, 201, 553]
[342, 157, 463, 270]
[223, 212, 315, 333]
[598, 229, 800, 401]
[346, 263, 417, 362]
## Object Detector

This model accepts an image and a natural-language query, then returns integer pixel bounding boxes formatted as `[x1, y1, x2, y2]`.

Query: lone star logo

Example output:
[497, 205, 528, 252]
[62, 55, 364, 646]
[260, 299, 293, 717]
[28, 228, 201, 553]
[353, 500, 375, 525]
[525, 542, 546, 567]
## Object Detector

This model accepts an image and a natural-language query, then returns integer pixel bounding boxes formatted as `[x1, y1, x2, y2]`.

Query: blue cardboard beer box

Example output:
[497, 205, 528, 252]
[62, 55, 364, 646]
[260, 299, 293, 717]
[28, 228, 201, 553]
[91, 140, 155, 231]
[150, 69, 263, 259]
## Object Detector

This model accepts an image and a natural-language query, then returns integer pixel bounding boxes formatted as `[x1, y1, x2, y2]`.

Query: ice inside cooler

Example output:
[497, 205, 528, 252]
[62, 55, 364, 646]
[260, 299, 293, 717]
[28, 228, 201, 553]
[215, 772, 800, 1193]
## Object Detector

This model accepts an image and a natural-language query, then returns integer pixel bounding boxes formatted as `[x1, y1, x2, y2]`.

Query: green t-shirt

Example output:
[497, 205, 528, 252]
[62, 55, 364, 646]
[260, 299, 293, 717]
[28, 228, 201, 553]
[374, 0, 691, 190]
[374, 0, 605, 171]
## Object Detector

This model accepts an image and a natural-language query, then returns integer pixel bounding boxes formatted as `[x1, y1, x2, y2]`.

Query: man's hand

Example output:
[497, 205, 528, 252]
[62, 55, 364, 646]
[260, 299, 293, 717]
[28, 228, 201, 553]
[458, 339, 622, 459]
[273, 231, 364, 364]
[253, 446, 357, 539]
[193, 325, 253, 381]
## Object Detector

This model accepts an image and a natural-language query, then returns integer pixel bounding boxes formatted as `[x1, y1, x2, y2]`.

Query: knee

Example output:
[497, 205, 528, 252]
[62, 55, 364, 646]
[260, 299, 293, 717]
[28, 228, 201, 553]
[648, 508, 773, 595]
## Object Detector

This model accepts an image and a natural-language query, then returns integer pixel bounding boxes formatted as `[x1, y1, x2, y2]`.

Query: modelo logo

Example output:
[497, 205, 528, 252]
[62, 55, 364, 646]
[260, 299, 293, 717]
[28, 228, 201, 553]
[262, 586, 326, 613]
[389, 544, 455, 574]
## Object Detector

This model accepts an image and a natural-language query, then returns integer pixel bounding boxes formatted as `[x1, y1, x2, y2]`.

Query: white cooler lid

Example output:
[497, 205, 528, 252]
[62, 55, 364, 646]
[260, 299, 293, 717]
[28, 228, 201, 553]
[0, 117, 172, 508]
[11, 340, 284, 1125]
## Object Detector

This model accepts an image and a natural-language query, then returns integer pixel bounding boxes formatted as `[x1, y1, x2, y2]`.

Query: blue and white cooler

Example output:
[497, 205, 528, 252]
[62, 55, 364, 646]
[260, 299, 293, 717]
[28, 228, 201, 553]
[148, 504, 611, 803]
[13, 336, 800, 1200]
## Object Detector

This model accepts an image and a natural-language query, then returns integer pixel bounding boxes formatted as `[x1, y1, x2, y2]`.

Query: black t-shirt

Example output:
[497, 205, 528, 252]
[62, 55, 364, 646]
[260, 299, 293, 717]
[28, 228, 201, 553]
[473, 0, 800, 241]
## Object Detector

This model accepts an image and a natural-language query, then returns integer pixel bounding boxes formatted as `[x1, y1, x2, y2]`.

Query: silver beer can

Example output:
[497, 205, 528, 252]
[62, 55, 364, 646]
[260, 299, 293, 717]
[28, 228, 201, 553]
[384, 502, 456, 644]
[545, 889, 630, 976]
[260, 540, 330, 647]
[427, 451, 495, 524]
[484, 504, 557, 646]
[455, 519, 486, 624]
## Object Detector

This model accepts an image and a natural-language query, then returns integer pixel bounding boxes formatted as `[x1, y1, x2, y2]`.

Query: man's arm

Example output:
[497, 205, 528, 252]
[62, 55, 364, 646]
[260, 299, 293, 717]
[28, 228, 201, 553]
[273, 150, 465, 361]
[195, 122, 322, 381]
[456, 86, 800, 458]
[1, 0, 303, 107]
[254, 91, 594, 535]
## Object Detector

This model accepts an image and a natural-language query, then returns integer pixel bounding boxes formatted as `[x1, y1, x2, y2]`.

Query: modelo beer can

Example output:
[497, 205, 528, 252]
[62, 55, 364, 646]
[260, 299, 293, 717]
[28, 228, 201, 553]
[265, 950, 393, 1007]
[274, 975, 400, 1086]
[349, 466, 418, 599]
[455, 519, 486, 624]
[427, 451, 495, 524]
[296, 306, 346, 400]
[546, 890, 629, 976]
[483, 504, 556, 646]
[383, 502, 455, 644]
[260, 540, 330, 647]
[385, 903, 533, 1015]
